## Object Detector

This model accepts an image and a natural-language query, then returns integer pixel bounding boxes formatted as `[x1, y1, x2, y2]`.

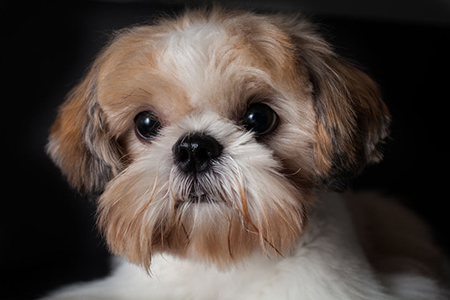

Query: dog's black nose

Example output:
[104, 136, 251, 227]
[172, 133, 223, 174]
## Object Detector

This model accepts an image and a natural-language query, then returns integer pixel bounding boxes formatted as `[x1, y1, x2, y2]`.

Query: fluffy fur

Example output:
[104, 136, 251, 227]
[43, 8, 448, 299]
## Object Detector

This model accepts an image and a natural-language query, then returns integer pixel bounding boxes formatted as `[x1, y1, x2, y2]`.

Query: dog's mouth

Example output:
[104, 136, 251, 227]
[187, 191, 214, 204]
[177, 179, 222, 205]
[171, 192, 221, 209]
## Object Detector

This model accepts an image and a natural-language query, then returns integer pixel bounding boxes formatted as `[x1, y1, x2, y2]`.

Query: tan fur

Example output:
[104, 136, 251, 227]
[47, 64, 123, 193]
[46, 8, 442, 277]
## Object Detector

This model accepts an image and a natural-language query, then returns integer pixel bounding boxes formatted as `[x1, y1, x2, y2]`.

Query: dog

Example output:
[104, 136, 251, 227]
[42, 8, 448, 300]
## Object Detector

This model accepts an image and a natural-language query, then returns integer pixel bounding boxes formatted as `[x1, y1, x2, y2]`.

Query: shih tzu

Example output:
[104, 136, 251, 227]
[42, 8, 448, 300]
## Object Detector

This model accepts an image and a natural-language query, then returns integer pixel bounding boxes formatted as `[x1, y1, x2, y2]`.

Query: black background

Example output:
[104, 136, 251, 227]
[4, 1, 450, 299]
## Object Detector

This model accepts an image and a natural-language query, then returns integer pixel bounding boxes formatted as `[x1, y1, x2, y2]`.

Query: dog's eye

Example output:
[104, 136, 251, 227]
[134, 111, 161, 141]
[243, 103, 279, 136]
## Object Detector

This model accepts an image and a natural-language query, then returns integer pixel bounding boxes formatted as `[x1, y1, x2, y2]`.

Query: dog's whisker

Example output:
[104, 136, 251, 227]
[230, 157, 260, 234]
[285, 167, 302, 177]
[226, 213, 234, 259]
[181, 222, 190, 244]
[133, 170, 160, 221]
[262, 236, 284, 258]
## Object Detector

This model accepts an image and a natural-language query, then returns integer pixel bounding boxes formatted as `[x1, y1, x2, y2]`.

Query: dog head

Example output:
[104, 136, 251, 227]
[47, 9, 390, 270]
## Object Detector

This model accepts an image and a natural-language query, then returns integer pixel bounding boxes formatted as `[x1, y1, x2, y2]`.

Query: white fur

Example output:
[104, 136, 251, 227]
[40, 193, 448, 300]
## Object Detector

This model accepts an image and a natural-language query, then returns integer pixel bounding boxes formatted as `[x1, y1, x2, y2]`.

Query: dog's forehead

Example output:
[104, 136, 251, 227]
[97, 17, 300, 124]
[155, 23, 240, 113]
[155, 21, 292, 114]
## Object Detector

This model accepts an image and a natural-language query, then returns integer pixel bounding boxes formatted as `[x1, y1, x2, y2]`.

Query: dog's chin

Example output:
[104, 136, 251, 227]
[97, 148, 311, 270]
[182, 191, 219, 204]
[161, 199, 259, 267]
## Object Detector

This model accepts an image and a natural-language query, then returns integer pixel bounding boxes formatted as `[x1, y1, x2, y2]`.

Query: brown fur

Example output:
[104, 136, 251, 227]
[47, 66, 123, 193]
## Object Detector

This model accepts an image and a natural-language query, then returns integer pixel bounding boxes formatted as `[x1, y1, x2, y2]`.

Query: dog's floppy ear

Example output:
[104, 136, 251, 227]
[46, 59, 122, 195]
[292, 25, 390, 191]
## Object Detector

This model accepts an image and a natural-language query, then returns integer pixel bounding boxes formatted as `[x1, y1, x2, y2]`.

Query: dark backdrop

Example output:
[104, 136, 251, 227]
[4, 1, 450, 299]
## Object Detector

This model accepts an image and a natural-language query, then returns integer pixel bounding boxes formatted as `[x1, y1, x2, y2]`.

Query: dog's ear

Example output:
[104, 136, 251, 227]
[47, 60, 122, 195]
[292, 25, 391, 191]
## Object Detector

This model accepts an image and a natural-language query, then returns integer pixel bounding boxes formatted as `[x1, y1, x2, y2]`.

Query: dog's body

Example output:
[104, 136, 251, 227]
[42, 8, 448, 299]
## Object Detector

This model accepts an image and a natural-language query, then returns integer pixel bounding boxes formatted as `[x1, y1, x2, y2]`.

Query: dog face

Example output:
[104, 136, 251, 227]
[47, 9, 390, 270]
